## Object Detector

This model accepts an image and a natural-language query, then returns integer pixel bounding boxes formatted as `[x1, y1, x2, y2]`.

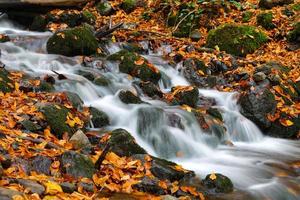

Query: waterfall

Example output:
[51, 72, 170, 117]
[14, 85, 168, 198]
[1, 17, 300, 200]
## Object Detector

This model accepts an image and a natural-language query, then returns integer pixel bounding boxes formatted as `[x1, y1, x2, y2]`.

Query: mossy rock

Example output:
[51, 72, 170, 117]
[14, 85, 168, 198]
[121, 0, 137, 13]
[242, 11, 253, 23]
[59, 12, 82, 27]
[0, 34, 10, 43]
[139, 81, 163, 98]
[65, 92, 84, 110]
[287, 22, 300, 43]
[94, 76, 111, 87]
[61, 151, 95, 178]
[268, 116, 300, 138]
[47, 25, 98, 57]
[108, 128, 147, 157]
[108, 50, 161, 83]
[77, 70, 95, 81]
[82, 10, 96, 25]
[0, 69, 13, 93]
[30, 15, 48, 32]
[171, 86, 199, 108]
[206, 24, 268, 57]
[37, 81, 55, 92]
[203, 173, 233, 193]
[256, 12, 275, 30]
[259, 0, 294, 9]
[119, 90, 143, 104]
[89, 107, 110, 128]
[40, 104, 73, 138]
[97, 2, 113, 16]
[207, 108, 223, 121]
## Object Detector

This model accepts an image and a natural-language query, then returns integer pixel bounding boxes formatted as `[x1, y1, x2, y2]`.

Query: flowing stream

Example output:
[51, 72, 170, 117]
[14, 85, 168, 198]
[1, 17, 300, 200]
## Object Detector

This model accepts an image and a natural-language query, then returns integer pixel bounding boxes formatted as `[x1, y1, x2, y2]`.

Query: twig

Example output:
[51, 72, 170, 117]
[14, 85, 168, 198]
[95, 22, 123, 38]
[172, 10, 196, 33]
[94, 143, 110, 169]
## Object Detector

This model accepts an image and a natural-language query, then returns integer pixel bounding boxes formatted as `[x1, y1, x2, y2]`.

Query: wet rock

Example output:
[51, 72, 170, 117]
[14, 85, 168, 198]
[253, 72, 267, 82]
[0, 68, 13, 93]
[182, 58, 207, 87]
[122, 42, 146, 54]
[77, 70, 95, 81]
[133, 177, 165, 195]
[89, 107, 110, 128]
[190, 30, 201, 42]
[69, 130, 91, 150]
[60, 182, 76, 193]
[0, 34, 10, 43]
[259, 0, 294, 9]
[107, 50, 161, 84]
[0, 187, 24, 199]
[207, 108, 223, 121]
[61, 151, 95, 178]
[256, 62, 290, 75]
[209, 59, 228, 74]
[166, 112, 184, 129]
[59, 11, 83, 27]
[121, 0, 137, 13]
[41, 104, 73, 139]
[287, 22, 300, 43]
[38, 81, 55, 92]
[256, 12, 276, 30]
[203, 173, 233, 193]
[119, 90, 144, 104]
[171, 86, 199, 108]
[17, 179, 45, 195]
[31, 155, 52, 175]
[238, 88, 277, 130]
[30, 15, 48, 32]
[108, 129, 147, 157]
[97, 1, 114, 16]
[206, 24, 268, 57]
[65, 91, 84, 110]
[138, 81, 163, 98]
[150, 157, 194, 182]
[94, 75, 111, 87]
[267, 116, 300, 138]
[20, 120, 42, 132]
[47, 25, 98, 57]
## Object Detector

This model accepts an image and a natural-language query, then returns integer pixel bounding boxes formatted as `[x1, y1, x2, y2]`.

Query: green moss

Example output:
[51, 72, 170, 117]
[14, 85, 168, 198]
[242, 11, 253, 23]
[287, 22, 300, 43]
[47, 25, 98, 57]
[257, 12, 275, 30]
[89, 107, 110, 128]
[292, 3, 300, 11]
[41, 104, 72, 138]
[38, 81, 55, 92]
[121, 0, 137, 13]
[204, 173, 233, 193]
[20, 120, 41, 132]
[94, 76, 111, 86]
[96, 2, 113, 16]
[0, 69, 13, 93]
[206, 24, 268, 57]
[82, 10, 96, 24]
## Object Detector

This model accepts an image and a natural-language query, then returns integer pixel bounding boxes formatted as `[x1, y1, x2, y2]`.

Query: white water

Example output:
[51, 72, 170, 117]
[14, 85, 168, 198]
[1, 17, 300, 200]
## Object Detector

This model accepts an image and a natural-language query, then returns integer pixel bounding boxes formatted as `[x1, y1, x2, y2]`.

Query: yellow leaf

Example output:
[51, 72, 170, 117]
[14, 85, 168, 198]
[44, 181, 63, 195]
[12, 195, 25, 200]
[15, 82, 20, 92]
[279, 119, 294, 127]
[209, 173, 217, 180]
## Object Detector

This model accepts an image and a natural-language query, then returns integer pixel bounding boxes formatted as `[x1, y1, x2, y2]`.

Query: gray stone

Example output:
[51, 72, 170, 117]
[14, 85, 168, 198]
[0, 187, 24, 199]
[253, 72, 267, 82]
[60, 182, 76, 193]
[69, 130, 91, 150]
[31, 156, 52, 175]
[17, 179, 45, 195]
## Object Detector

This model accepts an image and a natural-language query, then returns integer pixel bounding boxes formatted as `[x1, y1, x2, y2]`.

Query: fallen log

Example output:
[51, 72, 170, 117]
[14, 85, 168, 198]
[0, 0, 90, 8]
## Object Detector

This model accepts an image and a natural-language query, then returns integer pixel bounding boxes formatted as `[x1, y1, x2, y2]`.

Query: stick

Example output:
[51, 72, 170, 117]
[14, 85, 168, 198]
[95, 22, 123, 38]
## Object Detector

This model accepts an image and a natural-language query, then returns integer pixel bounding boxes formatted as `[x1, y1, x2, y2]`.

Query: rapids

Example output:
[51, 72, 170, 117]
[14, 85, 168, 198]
[1, 16, 300, 200]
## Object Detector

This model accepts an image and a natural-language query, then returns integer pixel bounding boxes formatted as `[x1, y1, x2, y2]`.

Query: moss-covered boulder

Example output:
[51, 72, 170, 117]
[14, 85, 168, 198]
[0, 34, 10, 43]
[0, 69, 13, 93]
[89, 107, 110, 128]
[203, 173, 233, 193]
[94, 75, 111, 87]
[37, 81, 55, 92]
[170, 86, 199, 108]
[256, 12, 275, 30]
[47, 25, 98, 57]
[82, 10, 96, 25]
[238, 88, 277, 130]
[20, 120, 42, 132]
[259, 0, 294, 9]
[118, 90, 143, 104]
[61, 151, 95, 178]
[108, 50, 161, 84]
[242, 11, 253, 23]
[138, 81, 163, 98]
[64, 91, 84, 110]
[206, 24, 268, 57]
[97, 2, 113, 16]
[108, 129, 147, 157]
[40, 104, 73, 138]
[121, 0, 137, 13]
[287, 22, 300, 43]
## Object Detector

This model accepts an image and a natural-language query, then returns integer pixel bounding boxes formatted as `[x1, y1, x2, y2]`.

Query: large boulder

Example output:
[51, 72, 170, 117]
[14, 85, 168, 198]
[118, 90, 144, 104]
[206, 24, 268, 57]
[107, 129, 147, 157]
[107, 50, 161, 84]
[89, 107, 110, 128]
[61, 151, 95, 178]
[238, 88, 277, 130]
[203, 173, 233, 193]
[47, 25, 98, 57]
[259, 0, 294, 9]
[170, 86, 199, 108]
[40, 104, 73, 138]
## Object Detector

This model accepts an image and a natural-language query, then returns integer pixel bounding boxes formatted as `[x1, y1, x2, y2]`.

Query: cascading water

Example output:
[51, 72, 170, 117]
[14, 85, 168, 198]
[1, 16, 300, 200]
